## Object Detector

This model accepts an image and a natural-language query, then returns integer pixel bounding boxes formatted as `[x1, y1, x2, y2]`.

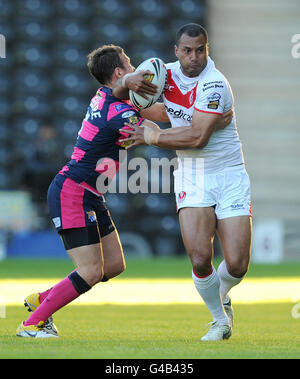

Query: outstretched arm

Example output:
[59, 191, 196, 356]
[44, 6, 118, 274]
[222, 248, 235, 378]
[120, 108, 223, 150]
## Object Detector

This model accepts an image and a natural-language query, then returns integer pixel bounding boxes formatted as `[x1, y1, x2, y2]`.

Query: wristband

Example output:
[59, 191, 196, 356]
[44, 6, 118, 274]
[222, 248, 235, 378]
[144, 126, 160, 146]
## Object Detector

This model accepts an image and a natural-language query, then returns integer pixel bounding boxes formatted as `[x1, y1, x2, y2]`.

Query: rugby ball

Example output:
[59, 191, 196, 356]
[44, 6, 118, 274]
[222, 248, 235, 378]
[129, 57, 167, 110]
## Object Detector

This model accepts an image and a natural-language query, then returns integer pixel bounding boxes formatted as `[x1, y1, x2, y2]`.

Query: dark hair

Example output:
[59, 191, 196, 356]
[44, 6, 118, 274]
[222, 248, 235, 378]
[175, 23, 208, 45]
[87, 44, 125, 85]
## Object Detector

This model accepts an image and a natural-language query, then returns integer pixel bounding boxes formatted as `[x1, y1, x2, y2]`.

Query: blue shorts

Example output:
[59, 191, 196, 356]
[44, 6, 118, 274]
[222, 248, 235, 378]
[47, 174, 115, 238]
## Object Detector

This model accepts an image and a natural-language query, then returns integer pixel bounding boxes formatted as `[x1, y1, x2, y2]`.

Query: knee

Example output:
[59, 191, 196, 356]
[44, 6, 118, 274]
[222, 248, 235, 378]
[226, 257, 249, 278]
[189, 247, 212, 277]
[83, 265, 104, 287]
[104, 260, 126, 280]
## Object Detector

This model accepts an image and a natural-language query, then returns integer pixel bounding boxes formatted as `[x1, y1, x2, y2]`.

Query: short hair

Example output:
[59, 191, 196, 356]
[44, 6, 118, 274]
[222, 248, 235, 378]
[87, 45, 125, 85]
[175, 23, 208, 46]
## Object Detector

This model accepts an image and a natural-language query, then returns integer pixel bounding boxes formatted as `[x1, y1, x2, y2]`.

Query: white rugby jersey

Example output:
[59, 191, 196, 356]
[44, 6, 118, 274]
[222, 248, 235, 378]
[162, 57, 244, 173]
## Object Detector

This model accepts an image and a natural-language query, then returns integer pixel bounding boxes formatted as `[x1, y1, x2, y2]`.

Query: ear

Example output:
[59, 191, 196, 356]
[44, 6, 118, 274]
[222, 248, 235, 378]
[174, 44, 178, 58]
[115, 67, 123, 79]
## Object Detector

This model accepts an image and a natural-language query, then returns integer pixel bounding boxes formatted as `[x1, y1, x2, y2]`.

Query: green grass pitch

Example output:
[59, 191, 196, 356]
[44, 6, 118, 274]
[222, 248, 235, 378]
[0, 258, 299, 359]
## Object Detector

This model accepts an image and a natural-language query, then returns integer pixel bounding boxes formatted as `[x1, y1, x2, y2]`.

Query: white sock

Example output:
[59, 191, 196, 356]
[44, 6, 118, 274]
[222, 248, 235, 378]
[217, 260, 244, 303]
[192, 267, 229, 324]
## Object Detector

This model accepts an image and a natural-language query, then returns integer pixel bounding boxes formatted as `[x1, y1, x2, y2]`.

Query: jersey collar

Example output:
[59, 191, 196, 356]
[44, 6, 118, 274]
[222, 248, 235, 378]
[176, 56, 215, 84]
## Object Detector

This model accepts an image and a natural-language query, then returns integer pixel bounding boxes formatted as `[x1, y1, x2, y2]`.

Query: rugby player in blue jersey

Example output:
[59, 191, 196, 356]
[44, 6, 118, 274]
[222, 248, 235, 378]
[16, 45, 157, 338]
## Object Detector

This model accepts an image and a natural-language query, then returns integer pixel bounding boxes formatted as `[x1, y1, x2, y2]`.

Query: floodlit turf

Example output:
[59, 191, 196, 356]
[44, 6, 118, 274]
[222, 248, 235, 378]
[0, 258, 300, 359]
[1, 257, 300, 279]
[1, 303, 299, 359]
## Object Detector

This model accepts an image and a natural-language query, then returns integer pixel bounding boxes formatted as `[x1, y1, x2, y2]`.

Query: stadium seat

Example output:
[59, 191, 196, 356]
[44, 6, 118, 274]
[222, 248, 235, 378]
[0, 121, 9, 144]
[14, 42, 53, 68]
[130, 21, 168, 47]
[54, 69, 91, 95]
[104, 194, 130, 215]
[16, 0, 54, 18]
[53, 94, 88, 118]
[92, 21, 131, 45]
[55, 19, 92, 43]
[53, 44, 88, 69]
[16, 18, 52, 43]
[0, 20, 13, 43]
[0, 144, 11, 165]
[129, 45, 170, 67]
[0, 168, 10, 188]
[13, 117, 40, 140]
[169, 0, 206, 17]
[133, 0, 169, 19]
[0, 97, 10, 115]
[55, 0, 91, 19]
[52, 118, 80, 143]
[14, 69, 51, 95]
[94, 0, 130, 19]
[0, 0, 14, 18]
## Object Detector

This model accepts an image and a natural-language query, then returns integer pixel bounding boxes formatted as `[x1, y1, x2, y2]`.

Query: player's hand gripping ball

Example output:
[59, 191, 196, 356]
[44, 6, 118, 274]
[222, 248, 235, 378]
[129, 58, 167, 110]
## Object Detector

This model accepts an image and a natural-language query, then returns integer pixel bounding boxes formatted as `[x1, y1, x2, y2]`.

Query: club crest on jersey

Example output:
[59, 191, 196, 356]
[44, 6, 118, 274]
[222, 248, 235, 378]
[115, 103, 130, 112]
[87, 210, 97, 222]
[128, 115, 139, 124]
[178, 191, 186, 203]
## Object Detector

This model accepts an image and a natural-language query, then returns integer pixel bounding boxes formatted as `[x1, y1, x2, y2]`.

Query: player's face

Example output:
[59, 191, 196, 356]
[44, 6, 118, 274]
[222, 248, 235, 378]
[175, 33, 208, 77]
[120, 53, 134, 74]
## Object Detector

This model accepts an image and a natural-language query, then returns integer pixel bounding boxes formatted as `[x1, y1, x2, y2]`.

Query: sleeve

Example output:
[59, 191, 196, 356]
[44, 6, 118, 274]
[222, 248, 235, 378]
[108, 106, 145, 148]
[109, 108, 144, 131]
[194, 79, 227, 115]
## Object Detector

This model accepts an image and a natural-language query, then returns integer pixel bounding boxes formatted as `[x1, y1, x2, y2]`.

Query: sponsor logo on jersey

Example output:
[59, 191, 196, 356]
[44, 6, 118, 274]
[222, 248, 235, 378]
[230, 203, 245, 210]
[207, 92, 221, 110]
[165, 105, 193, 122]
[52, 217, 61, 228]
[165, 84, 175, 91]
[121, 111, 136, 118]
[202, 81, 224, 92]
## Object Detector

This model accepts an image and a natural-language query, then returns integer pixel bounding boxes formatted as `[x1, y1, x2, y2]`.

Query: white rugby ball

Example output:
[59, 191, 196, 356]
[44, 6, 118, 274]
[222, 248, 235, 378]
[129, 57, 167, 110]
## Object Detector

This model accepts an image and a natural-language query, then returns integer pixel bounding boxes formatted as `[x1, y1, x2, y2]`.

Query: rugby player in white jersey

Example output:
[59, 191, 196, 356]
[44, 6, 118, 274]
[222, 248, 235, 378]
[116, 23, 252, 341]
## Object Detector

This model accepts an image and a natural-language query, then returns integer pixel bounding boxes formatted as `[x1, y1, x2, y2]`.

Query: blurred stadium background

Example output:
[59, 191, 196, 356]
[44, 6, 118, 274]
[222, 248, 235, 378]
[0, 0, 299, 263]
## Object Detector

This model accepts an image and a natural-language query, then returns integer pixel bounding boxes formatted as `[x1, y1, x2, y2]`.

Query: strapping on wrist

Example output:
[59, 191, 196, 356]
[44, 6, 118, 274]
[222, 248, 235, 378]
[144, 126, 160, 146]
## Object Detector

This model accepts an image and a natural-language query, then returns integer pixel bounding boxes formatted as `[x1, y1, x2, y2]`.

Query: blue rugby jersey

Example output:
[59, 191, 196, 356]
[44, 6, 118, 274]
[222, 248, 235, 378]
[59, 86, 144, 195]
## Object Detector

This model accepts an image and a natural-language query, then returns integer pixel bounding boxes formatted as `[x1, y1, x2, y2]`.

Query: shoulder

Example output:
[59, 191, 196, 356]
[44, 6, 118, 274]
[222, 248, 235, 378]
[198, 69, 230, 97]
[165, 61, 180, 77]
[165, 61, 179, 70]
[107, 101, 137, 122]
[107, 100, 144, 129]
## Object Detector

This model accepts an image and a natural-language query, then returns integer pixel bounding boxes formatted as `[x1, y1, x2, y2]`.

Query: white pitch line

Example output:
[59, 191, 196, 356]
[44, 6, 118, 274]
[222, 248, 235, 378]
[0, 278, 300, 306]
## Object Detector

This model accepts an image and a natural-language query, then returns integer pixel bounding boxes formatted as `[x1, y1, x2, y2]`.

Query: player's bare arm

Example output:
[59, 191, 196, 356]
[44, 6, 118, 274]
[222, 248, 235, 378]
[140, 102, 170, 123]
[120, 109, 224, 149]
[112, 70, 158, 100]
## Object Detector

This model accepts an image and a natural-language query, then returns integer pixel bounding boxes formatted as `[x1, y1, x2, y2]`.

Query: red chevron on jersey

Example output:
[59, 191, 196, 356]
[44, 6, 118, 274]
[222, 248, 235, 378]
[164, 69, 198, 109]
